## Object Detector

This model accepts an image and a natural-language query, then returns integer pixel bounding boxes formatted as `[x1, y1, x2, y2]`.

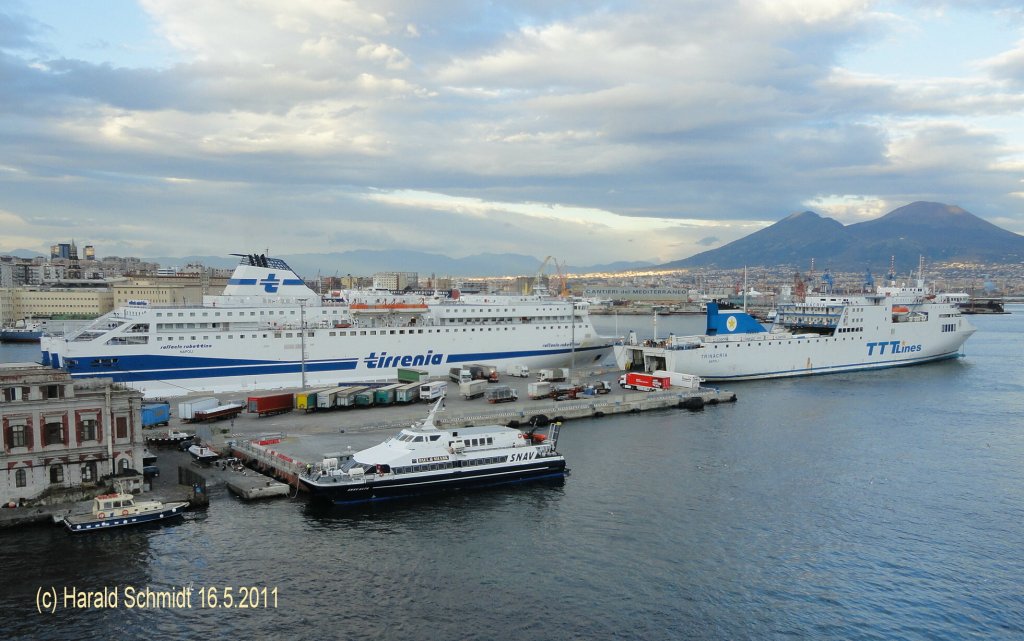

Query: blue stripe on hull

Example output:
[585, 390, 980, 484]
[703, 351, 965, 381]
[65, 509, 185, 532]
[61, 345, 609, 384]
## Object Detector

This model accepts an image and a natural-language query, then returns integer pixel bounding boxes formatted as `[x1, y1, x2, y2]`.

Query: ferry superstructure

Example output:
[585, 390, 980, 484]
[40, 255, 614, 397]
[300, 400, 565, 505]
[615, 279, 976, 382]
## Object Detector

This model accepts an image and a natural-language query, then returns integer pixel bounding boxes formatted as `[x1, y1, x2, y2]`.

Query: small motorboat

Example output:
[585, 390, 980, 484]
[63, 491, 188, 533]
[188, 444, 220, 462]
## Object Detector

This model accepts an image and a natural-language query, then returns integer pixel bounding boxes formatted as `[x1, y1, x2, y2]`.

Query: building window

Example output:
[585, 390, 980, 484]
[50, 465, 64, 484]
[118, 458, 130, 473]
[81, 419, 97, 441]
[44, 421, 64, 445]
[81, 461, 96, 483]
[115, 417, 128, 439]
[15, 468, 27, 487]
[9, 424, 27, 447]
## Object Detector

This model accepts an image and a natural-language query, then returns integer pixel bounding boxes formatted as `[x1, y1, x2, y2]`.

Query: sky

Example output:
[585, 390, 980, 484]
[2, 0, 1024, 266]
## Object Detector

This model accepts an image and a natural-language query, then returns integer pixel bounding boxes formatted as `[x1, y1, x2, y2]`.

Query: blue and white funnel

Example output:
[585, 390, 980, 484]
[221, 253, 319, 301]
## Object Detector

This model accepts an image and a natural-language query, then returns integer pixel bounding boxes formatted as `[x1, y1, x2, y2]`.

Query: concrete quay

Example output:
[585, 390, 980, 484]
[150, 371, 738, 489]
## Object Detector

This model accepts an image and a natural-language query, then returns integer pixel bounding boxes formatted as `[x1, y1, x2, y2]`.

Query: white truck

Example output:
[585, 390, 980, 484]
[537, 368, 569, 382]
[505, 364, 530, 377]
[420, 381, 447, 402]
[652, 370, 703, 389]
[460, 379, 487, 399]
[528, 381, 552, 399]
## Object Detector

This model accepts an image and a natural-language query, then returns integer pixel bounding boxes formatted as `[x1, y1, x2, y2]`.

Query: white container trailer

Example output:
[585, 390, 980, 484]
[505, 364, 530, 377]
[335, 386, 369, 408]
[652, 370, 703, 389]
[316, 386, 348, 409]
[460, 379, 487, 399]
[528, 381, 552, 399]
[178, 397, 219, 421]
[420, 381, 447, 401]
[395, 382, 422, 403]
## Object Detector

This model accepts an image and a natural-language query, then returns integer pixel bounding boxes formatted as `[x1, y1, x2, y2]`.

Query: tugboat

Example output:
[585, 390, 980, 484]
[63, 490, 188, 532]
[300, 400, 566, 506]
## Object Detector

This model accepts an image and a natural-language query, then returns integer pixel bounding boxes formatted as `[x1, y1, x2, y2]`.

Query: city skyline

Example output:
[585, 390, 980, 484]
[2, 1, 1024, 264]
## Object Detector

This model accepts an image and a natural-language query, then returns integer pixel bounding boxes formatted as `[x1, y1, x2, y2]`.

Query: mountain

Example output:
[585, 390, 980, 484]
[661, 202, 1024, 270]
[146, 251, 656, 278]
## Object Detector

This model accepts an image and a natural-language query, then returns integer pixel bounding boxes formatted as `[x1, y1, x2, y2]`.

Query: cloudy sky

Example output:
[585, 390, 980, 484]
[2, 1, 1024, 265]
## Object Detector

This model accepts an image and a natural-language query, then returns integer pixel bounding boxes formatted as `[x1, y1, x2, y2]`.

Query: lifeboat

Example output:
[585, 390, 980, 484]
[892, 305, 910, 315]
[528, 433, 547, 443]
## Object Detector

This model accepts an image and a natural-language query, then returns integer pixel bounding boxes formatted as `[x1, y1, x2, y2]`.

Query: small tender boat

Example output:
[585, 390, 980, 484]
[63, 491, 188, 533]
[188, 444, 220, 462]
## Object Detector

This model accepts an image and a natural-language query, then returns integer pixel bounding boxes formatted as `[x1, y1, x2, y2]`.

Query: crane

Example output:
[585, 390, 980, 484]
[533, 256, 569, 297]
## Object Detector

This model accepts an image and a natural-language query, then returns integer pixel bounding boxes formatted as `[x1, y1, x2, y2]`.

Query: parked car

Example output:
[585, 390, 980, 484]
[143, 465, 160, 479]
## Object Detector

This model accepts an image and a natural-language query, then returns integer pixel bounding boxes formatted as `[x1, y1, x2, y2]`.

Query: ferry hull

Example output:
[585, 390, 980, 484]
[302, 459, 567, 506]
[64, 504, 187, 533]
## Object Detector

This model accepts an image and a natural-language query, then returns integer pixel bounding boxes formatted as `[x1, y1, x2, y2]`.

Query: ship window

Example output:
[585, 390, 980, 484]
[430, 435, 440, 441]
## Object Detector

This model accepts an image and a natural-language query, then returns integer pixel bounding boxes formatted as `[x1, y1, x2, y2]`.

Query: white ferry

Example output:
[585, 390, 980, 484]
[300, 401, 565, 505]
[40, 254, 615, 397]
[615, 278, 976, 381]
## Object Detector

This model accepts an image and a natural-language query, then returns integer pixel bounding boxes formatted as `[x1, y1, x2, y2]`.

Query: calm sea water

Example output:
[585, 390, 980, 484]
[2, 310, 1022, 640]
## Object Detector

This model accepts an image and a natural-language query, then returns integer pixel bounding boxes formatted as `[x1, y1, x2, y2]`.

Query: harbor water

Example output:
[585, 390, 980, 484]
[1, 310, 1023, 640]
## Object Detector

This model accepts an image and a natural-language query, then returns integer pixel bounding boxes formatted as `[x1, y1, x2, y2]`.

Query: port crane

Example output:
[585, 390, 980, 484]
[534, 256, 570, 297]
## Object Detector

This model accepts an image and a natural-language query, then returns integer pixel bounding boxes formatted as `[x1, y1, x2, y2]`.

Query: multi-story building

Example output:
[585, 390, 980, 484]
[0, 364, 146, 506]
[372, 271, 419, 291]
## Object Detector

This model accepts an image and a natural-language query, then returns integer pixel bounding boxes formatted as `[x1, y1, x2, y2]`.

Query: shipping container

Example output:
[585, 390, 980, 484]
[460, 379, 487, 399]
[618, 372, 672, 391]
[335, 386, 368, 408]
[397, 368, 429, 383]
[178, 397, 219, 422]
[486, 385, 518, 403]
[354, 390, 376, 407]
[395, 381, 421, 403]
[295, 387, 334, 412]
[193, 403, 245, 423]
[419, 381, 447, 401]
[315, 386, 349, 409]
[374, 383, 404, 405]
[528, 381, 552, 399]
[141, 402, 170, 427]
[247, 392, 294, 417]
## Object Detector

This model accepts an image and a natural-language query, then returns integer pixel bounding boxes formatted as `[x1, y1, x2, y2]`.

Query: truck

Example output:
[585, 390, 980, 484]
[374, 383, 404, 405]
[178, 397, 219, 422]
[336, 386, 369, 408]
[449, 367, 472, 383]
[486, 385, 518, 403]
[652, 370, 703, 390]
[141, 402, 171, 427]
[528, 381, 552, 399]
[537, 368, 569, 382]
[618, 372, 672, 392]
[395, 381, 421, 403]
[471, 364, 500, 382]
[397, 368, 429, 383]
[247, 392, 294, 417]
[460, 379, 487, 399]
[192, 402, 245, 423]
[420, 381, 447, 402]
[505, 364, 530, 377]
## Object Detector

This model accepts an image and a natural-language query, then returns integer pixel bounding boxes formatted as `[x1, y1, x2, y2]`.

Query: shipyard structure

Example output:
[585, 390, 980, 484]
[0, 364, 146, 506]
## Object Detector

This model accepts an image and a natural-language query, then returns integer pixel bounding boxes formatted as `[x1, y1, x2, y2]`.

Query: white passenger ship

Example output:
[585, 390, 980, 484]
[300, 401, 566, 505]
[615, 277, 976, 381]
[40, 254, 614, 397]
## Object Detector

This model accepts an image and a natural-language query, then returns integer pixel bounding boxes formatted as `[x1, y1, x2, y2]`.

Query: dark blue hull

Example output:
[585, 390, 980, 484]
[64, 504, 187, 533]
[302, 460, 566, 506]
